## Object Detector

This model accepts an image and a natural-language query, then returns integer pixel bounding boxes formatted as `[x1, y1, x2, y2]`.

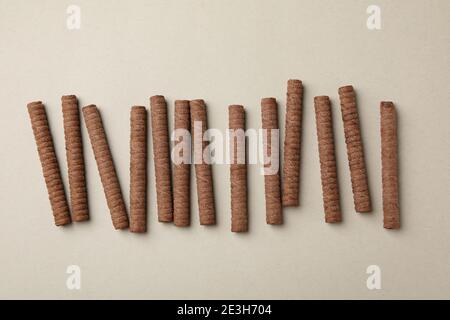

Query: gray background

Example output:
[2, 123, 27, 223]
[0, 0, 449, 299]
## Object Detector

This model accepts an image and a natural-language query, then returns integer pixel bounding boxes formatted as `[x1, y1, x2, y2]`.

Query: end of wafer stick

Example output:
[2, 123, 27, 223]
[27, 101, 43, 109]
[261, 97, 276, 107]
[82, 104, 97, 112]
[338, 85, 354, 94]
[381, 101, 394, 109]
[62, 95, 77, 101]
[314, 95, 330, 103]
[150, 95, 166, 105]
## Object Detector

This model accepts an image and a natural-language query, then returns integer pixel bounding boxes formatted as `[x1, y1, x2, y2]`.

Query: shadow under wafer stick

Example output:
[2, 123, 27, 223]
[130, 106, 147, 233]
[82, 105, 129, 230]
[190, 99, 216, 225]
[261, 98, 282, 225]
[62, 95, 89, 222]
[150, 95, 173, 222]
[229, 105, 248, 232]
[381, 102, 400, 229]
[27, 101, 71, 226]
[173, 100, 191, 227]
[314, 96, 342, 223]
[338, 86, 371, 213]
[282, 79, 303, 207]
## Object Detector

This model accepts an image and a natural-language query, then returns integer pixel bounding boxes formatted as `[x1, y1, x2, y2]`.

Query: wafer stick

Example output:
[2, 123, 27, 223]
[62, 95, 89, 222]
[338, 86, 371, 213]
[381, 101, 400, 229]
[282, 79, 303, 207]
[261, 97, 282, 225]
[27, 101, 71, 226]
[190, 99, 216, 225]
[173, 100, 191, 227]
[82, 105, 129, 229]
[130, 106, 147, 233]
[314, 96, 342, 223]
[229, 105, 248, 232]
[150, 95, 173, 222]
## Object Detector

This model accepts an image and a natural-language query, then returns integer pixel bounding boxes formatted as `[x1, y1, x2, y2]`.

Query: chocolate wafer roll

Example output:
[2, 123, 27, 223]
[130, 106, 147, 233]
[27, 101, 71, 226]
[381, 102, 400, 229]
[82, 105, 128, 229]
[150, 95, 173, 222]
[190, 99, 216, 225]
[173, 100, 191, 227]
[282, 79, 303, 207]
[261, 98, 282, 225]
[62, 95, 89, 222]
[314, 96, 342, 223]
[338, 86, 371, 213]
[229, 105, 248, 232]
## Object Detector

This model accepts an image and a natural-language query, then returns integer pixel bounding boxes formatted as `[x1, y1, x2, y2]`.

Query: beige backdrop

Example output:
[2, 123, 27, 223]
[0, 0, 449, 299]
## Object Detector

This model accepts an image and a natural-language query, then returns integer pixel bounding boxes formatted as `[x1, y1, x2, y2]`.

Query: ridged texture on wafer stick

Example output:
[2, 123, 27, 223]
[282, 79, 303, 207]
[229, 105, 248, 232]
[173, 100, 191, 227]
[261, 98, 282, 225]
[190, 99, 216, 225]
[130, 106, 147, 232]
[62, 95, 89, 222]
[381, 101, 400, 229]
[338, 86, 371, 213]
[314, 96, 342, 223]
[82, 105, 129, 229]
[150, 95, 173, 222]
[27, 101, 71, 226]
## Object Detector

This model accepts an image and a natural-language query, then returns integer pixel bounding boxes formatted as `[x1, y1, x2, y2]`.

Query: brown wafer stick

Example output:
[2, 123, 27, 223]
[190, 99, 216, 225]
[27, 101, 71, 226]
[261, 98, 282, 225]
[150, 95, 173, 222]
[130, 106, 147, 233]
[173, 100, 191, 227]
[229, 105, 248, 232]
[282, 79, 303, 207]
[61, 95, 89, 222]
[314, 96, 342, 223]
[338, 86, 371, 213]
[82, 105, 129, 229]
[381, 101, 400, 229]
